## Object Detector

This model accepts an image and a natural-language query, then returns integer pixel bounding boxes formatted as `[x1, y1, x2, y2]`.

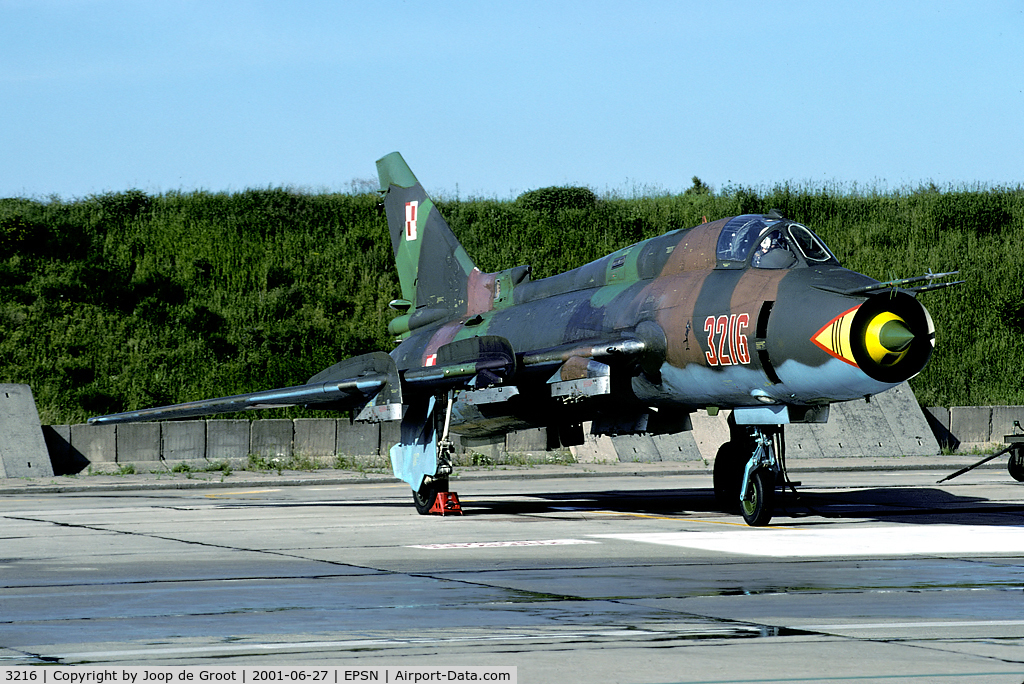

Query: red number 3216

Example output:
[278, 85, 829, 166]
[704, 314, 751, 366]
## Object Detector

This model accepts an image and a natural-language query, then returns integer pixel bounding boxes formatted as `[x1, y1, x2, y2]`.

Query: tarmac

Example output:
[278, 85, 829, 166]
[0, 452, 1009, 496]
[3, 450, 1021, 676]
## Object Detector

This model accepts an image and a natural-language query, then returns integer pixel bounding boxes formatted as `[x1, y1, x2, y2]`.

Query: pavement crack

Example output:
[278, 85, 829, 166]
[2, 514, 385, 574]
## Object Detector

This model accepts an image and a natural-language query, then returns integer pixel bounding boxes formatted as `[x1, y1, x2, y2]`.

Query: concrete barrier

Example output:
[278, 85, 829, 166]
[379, 421, 401, 461]
[250, 419, 293, 459]
[690, 411, 730, 462]
[873, 383, 937, 456]
[923, 407, 957, 451]
[949, 406, 993, 447]
[651, 432, 705, 462]
[0, 384, 53, 478]
[70, 423, 116, 465]
[43, 425, 82, 475]
[31, 380, 1024, 475]
[459, 435, 505, 463]
[116, 423, 160, 462]
[506, 427, 548, 454]
[573, 382, 939, 464]
[571, 430, 618, 464]
[991, 406, 1024, 443]
[336, 421, 380, 459]
[606, 434, 662, 463]
[163, 421, 206, 461]
[207, 420, 249, 460]
[787, 383, 938, 459]
[949, 405, 1024, 450]
[572, 424, 708, 464]
[294, 418, 337, 458]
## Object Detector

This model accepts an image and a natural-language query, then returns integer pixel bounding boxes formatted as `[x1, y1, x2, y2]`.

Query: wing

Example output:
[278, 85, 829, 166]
[88, 331, 655, 427]
[88, 352, 402, 425]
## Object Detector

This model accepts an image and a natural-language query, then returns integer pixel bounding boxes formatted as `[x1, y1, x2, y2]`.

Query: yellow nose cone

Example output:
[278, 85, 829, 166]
[865, 312, 914, 364]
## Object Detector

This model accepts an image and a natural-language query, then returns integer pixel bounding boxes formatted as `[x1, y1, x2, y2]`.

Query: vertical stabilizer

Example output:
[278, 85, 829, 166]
[377, 152, 479, 317]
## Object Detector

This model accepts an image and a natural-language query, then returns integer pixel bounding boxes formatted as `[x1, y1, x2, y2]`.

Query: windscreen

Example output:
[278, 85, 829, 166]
[788, 223, 836, 262]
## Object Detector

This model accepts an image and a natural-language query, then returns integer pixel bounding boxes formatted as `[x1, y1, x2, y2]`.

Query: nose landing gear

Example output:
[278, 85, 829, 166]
[714, 425, 786, 526]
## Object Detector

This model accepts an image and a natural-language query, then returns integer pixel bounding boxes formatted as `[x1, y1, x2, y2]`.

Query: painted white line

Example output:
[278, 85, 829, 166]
[409, 539, 601, 549]
[591, 525, 1024, 557]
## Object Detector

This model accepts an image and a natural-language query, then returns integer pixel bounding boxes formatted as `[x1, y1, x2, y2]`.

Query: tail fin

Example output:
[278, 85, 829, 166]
[377, 152, 479, 329]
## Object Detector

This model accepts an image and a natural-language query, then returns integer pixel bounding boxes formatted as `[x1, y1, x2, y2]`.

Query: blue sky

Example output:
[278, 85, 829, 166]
[3, 0, 1022, 200]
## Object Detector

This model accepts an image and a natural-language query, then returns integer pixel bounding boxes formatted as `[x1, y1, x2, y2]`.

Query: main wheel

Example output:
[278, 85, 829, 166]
[713, 442, 745, 512]
[1009, 446, 1024, 483]
[412, 478, 449, 515]
[740, 468, 775, 527]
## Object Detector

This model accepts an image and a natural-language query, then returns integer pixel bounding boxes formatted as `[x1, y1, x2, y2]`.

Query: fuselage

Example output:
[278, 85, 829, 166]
[389, 215, 935, 436]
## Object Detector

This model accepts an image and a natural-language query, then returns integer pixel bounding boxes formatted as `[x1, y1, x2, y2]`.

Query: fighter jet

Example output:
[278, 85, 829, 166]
[90, 152, 961, 525]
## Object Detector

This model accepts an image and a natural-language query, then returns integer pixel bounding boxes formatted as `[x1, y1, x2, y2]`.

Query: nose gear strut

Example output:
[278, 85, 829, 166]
[739, 427, 784, 526]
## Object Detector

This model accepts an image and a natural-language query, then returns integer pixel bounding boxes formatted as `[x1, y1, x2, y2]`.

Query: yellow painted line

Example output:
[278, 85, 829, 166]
[308, 484, 408, 491]
[591, 510, 804, 529]
[592, 510, 693, 523]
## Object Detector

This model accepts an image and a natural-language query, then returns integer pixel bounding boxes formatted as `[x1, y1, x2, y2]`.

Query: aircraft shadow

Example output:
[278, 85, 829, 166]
[208, 482, 1022, 526]
[458, 484, 1024, 526]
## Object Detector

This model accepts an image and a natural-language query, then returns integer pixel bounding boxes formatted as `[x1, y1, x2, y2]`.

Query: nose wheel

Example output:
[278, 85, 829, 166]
[740, 465, 776, 526]
[714, 425, 785, 526]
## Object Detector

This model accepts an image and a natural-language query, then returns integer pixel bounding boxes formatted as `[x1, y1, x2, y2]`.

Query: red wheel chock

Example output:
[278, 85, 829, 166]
[430, 491, 463, 515]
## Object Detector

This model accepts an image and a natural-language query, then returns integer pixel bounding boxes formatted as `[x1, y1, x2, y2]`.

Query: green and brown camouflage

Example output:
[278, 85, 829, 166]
[91, 152, 961, 525]
[375, 153, 945, 437]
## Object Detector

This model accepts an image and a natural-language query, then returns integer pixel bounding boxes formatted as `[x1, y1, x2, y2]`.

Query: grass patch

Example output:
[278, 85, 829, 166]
[244, 453, 323, 474]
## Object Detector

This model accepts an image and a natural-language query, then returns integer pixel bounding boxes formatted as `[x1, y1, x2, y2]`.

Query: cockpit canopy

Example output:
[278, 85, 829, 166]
[716, 214, 838, 269]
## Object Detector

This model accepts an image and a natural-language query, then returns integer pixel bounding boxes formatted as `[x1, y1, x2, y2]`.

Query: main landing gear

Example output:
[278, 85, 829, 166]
[714, 425, 785, 526]
[412, 391, 456, 515]
[413, 475, 451, 515]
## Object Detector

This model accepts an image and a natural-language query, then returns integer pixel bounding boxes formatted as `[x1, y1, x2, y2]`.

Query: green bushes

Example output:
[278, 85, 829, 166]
[515, 186, 598, 213]
[0, 189, 396, 423]
[1, 183, 1022, 423]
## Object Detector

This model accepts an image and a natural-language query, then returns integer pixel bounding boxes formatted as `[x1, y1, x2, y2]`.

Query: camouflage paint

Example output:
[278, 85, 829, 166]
[377, 153, 938, 439]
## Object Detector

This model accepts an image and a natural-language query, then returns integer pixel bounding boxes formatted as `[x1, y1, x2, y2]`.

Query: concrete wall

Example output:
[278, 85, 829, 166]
[32, 388, 1024, 475]
[573, 382, 940, 463]
[941, 405, 1024, 451]
[45, 418, 558, 474]
[786, 382, 939, 459]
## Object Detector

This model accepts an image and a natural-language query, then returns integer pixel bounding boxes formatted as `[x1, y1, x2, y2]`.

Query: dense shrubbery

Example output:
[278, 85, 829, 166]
[1, 183, 1022, 423]
[515, 186, 598, 213]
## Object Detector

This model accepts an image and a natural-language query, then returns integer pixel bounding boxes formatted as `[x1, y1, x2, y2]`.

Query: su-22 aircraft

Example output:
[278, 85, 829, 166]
[91, 152, 962, 525]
